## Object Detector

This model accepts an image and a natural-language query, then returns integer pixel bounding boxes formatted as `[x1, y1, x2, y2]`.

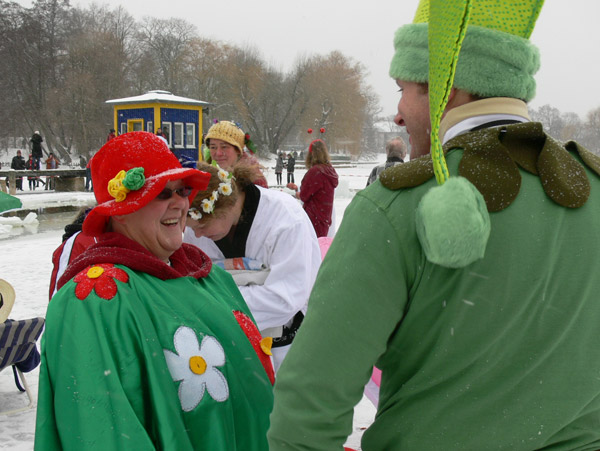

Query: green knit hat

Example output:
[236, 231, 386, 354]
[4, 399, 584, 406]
[390, 0, 545, 269]
[390, 0, 543, 102]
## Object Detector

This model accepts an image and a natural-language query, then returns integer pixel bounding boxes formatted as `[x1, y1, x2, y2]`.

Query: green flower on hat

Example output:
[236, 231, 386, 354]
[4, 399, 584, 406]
[107, 167, 145, 202]
[122, 167, 145, 191]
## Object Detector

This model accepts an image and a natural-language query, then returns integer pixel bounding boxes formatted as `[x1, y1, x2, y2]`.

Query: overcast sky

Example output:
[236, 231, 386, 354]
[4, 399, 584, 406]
[13, 0, 600, 119]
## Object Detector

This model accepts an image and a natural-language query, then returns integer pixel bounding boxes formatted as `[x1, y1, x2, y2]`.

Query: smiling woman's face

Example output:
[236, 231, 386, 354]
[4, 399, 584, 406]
[209, 139, 240, 170]
[112, 180, 190, 262]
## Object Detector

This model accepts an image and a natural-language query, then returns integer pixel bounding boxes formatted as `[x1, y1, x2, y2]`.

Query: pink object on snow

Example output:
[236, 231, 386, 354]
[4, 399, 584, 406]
[364, 367, 382, 407]
[318, 236, 334, 260]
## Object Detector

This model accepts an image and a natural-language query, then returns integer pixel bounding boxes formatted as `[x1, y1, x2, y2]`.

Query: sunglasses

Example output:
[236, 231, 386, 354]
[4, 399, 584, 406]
[156, 186, 193, 200]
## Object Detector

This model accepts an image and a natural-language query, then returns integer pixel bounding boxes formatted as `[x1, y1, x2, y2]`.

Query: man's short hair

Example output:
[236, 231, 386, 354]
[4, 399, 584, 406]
[386, 137, 407, 159]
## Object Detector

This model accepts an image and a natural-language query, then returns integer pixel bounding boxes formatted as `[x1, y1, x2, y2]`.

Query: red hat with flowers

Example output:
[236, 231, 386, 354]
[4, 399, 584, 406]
[83, 131, 210, 236]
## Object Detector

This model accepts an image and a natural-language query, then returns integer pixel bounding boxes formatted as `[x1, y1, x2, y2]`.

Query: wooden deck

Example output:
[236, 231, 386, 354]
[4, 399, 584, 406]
[0, 169, 86, 195]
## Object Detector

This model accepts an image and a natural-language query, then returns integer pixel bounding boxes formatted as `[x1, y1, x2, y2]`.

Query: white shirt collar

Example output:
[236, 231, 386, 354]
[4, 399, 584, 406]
[440, 98, 531, 145]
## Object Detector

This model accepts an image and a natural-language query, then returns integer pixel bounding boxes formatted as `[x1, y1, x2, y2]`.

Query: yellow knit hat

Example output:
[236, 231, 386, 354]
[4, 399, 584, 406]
[205, 121, 245, 154]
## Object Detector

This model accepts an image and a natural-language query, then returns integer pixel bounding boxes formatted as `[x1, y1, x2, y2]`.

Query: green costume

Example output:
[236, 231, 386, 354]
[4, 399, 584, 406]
[268, 101, 600, 450]
[35, 234, 273, 450]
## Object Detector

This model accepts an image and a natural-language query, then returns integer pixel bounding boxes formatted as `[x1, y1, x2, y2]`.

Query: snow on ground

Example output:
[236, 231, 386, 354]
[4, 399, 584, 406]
[0, 157, 384, 450]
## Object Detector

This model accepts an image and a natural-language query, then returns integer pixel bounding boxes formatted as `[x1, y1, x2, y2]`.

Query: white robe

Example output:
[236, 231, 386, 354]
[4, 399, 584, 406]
[184, 186, 322, 371]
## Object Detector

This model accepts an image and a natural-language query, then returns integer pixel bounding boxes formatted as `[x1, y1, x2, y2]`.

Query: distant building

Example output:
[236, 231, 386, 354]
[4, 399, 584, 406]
[106, 90, 212, 164]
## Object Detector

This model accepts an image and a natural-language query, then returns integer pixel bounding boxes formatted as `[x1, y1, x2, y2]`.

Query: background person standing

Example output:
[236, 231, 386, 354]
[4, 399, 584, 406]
[44, 152, 59, 190]
[10, 149, 26, 191]
[365, 136, 407, 186]
[286, 152, 296, 184]
[275, 152, 284, 185]
[25, 154, 39, 190]
[30, 130, 43, 161]
[287, 139, 338, 238]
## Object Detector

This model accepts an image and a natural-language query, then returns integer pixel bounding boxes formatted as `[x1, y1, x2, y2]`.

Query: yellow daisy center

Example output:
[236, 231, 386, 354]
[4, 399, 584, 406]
[260, 337, 273, 356]
[87, 266, 105, 279]
[189, 356, 207, 375]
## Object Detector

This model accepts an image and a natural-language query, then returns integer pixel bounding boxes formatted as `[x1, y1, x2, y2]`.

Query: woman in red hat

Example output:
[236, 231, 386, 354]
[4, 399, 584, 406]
[35, 132, 274, 450]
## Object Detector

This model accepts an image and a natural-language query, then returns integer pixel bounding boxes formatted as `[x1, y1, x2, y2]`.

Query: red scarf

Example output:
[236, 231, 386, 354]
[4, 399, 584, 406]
[58, 232, 212, 291]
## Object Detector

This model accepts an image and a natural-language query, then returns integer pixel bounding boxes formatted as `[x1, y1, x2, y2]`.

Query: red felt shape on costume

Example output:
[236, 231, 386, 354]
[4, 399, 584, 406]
[73, 263, 129, 300]
[232, 310, 275, 384]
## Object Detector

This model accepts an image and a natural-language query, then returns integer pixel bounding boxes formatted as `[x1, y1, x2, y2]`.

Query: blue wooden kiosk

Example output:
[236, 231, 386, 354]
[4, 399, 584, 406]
[106, 90, 211, 165]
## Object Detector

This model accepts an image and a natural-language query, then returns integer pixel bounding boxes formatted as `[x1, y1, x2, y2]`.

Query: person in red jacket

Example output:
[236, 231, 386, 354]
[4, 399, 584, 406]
[106, 128, 116, 142]
[288, 139, 338, 237]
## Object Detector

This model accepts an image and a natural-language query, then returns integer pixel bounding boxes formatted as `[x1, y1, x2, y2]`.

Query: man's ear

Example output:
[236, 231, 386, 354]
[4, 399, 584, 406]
[447, 87, 458, 105]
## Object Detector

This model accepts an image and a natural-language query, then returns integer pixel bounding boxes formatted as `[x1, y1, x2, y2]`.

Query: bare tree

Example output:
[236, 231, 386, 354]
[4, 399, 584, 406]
[300, 51, 368, 156]
[136, 17, 196, 93]
[581, 107, 600, 155]
[1, 2, 386, 162]
[529, 104, 564, 138]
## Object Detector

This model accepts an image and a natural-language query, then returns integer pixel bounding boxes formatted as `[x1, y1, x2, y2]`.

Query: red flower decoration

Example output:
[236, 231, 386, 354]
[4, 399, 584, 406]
[307, 128, 313, 134]
[73, 263, 129, 301]
[245, 133, 250, 140]
[232, 310, 275, 384]
[320, 127, 326, 133]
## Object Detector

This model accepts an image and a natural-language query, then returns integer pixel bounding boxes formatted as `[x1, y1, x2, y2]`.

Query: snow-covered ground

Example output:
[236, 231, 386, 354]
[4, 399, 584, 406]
[0, 158, 383, 450]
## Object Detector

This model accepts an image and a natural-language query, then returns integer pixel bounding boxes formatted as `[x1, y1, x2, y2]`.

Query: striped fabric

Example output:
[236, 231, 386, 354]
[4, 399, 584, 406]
[0, 317, 45, 372]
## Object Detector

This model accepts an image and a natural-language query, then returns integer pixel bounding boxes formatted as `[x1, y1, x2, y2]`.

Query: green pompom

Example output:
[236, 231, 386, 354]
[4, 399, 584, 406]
[122, 167, 145, 191]
[416, 177, 490, 268]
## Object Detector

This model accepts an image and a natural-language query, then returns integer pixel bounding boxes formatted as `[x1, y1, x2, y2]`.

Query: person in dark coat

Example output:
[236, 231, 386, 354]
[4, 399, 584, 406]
[30, 131, 44, 187]
[287, 152, 296, 184]
[10, 149, 26, 190]
[106, 129, 116, 142]
[30, 131, 44, 161]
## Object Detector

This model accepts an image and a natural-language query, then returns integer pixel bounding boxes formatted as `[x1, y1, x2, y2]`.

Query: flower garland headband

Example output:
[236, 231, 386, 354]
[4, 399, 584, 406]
[107, 167, 146, 202]
[188, 162, 234, 221]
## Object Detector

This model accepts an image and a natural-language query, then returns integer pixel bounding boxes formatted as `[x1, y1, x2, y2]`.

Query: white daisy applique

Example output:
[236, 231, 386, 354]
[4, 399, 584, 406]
[163, 326, 229, 412]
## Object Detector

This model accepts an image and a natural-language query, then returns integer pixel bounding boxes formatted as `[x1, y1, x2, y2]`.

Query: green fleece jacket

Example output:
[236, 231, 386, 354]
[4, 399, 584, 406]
[269, 122, 600, 450]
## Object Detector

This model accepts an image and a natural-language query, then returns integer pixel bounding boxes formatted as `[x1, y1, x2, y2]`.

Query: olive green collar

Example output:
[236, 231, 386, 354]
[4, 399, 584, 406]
[380, 122, 600, 212]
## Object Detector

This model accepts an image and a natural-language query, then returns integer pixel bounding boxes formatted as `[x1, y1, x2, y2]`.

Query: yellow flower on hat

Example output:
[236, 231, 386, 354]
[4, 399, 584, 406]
[107, 167, 146, 202]
[107, 170, 130, 202]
